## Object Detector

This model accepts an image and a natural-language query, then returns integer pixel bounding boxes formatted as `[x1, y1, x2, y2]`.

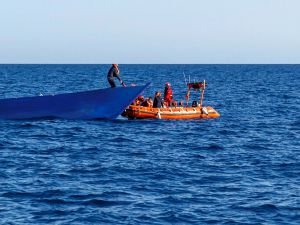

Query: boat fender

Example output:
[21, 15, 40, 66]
[202, 107, 208, 115]
[157, 110, 161, 119]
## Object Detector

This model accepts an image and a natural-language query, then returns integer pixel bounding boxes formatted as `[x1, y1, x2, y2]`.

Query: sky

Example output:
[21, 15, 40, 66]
[0, 0, 300, 64]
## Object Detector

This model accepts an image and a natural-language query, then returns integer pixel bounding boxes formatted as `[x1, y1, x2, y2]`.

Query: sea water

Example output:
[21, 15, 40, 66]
[0, 64, 299, 224]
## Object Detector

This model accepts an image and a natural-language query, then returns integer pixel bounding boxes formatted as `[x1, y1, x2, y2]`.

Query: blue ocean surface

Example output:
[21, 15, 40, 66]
[0, 64, 299, 225]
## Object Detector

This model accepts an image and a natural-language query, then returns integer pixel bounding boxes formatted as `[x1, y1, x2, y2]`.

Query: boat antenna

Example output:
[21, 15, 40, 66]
[189, 74, 190, 83]
[183, 72, 187, 86]
[200, 80, 206, 107]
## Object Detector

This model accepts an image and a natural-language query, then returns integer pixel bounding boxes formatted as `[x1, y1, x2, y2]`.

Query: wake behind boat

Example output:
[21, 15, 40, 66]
[0, 83, 150, 120]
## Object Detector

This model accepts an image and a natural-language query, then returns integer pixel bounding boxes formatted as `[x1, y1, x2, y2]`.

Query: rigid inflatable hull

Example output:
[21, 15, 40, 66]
[123, 105, 220, 120]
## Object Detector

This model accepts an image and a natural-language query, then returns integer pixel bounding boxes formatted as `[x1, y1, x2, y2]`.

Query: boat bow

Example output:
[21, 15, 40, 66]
[0, 83, 151, 120]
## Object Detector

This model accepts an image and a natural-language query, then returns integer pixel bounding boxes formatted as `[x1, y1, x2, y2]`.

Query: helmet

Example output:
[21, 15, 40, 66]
[165, 82, 171, 87]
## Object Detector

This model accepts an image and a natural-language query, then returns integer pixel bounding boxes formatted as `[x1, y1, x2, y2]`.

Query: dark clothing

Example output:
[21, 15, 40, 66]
[141, 100, 150, 107]
[153, 95, 163, 108]
[107, 66, 121, 88]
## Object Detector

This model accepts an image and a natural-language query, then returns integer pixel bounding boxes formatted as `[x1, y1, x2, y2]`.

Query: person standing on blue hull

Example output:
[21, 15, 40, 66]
[107, 64, 126, 88]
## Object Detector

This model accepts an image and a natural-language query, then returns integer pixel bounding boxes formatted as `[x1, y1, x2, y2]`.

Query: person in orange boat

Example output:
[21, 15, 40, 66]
[141, 97, 153, 107]
[133, 95, 144, 106]
[153, 91, 163, 108]
[148, 97, 153, 107]
[107, 64, 126, 88]
[164, 82, 173, 107]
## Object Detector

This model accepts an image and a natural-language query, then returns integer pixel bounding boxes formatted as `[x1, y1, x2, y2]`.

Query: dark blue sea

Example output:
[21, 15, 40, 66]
[0, 64, 299, 225]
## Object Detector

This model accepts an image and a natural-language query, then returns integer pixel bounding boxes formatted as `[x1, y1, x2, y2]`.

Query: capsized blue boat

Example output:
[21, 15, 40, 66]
[0, 83, 150, 120]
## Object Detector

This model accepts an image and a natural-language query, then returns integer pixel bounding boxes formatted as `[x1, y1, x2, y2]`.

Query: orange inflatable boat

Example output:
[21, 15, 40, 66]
[122, 80, 220, 120]
[123, 105, 220, 119]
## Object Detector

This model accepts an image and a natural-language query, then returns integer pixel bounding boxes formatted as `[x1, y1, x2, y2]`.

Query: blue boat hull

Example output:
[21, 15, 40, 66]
[0, 83, 150, 120]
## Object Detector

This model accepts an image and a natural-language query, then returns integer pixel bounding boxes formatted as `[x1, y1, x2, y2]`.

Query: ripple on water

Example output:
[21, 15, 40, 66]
[0, 64, 300, 224]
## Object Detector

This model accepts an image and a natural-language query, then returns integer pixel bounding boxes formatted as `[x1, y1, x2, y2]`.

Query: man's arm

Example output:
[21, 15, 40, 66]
[116, 75, 126, 87]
